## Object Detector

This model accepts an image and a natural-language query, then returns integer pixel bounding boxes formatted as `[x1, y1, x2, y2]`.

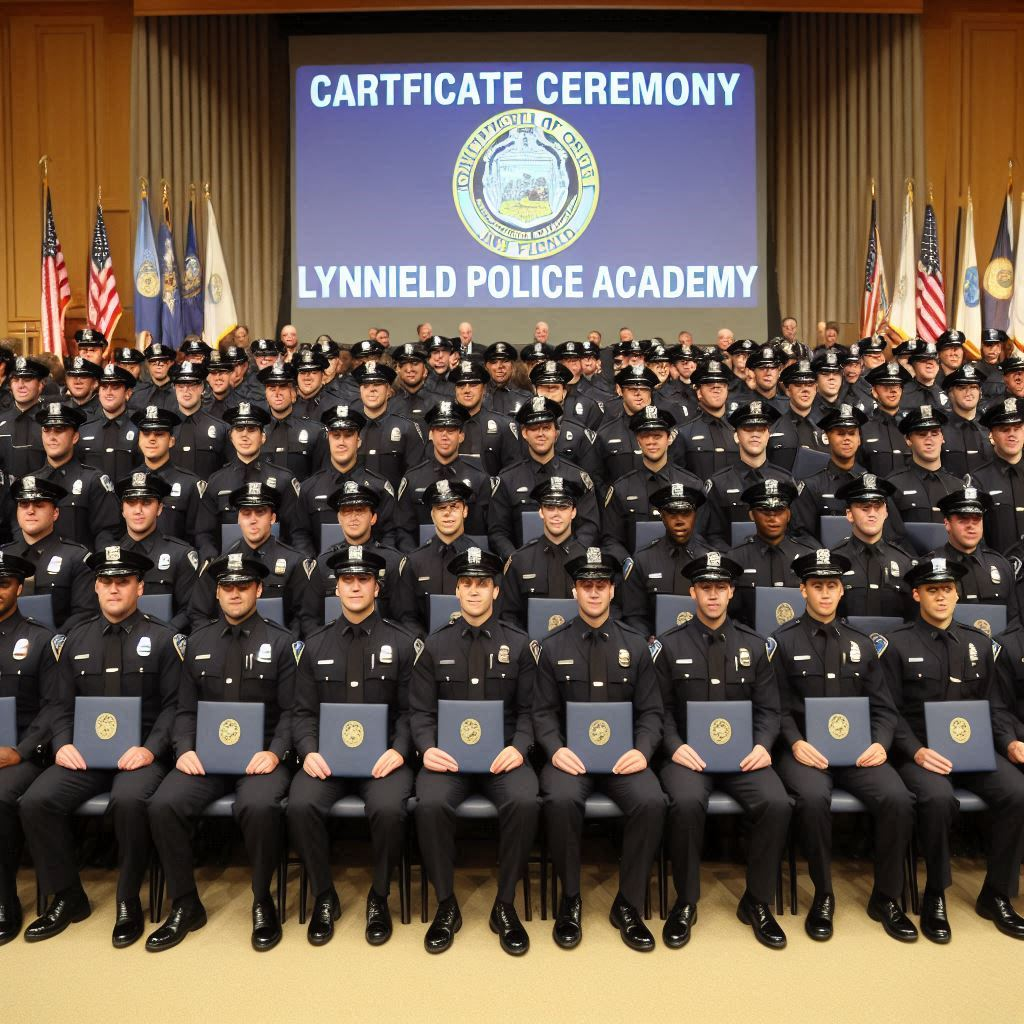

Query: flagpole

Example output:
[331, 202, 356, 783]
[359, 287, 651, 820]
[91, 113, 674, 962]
[950, 199, 963, 326]
[38, 156, 49, 357]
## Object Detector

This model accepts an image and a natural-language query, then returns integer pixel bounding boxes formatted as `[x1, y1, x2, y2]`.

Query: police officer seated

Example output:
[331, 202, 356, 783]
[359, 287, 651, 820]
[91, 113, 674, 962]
[0, 552, 58, 944]
[771, 550, 917, 942]
[288, 545, 418, 946]
[534, 548, 665, 952]
[886, 405, 964, 523]
[409, 547, 538, 956]
[877, 557, 1024, 942]
[19, 546, 183, 947]
[146, 553, 297, 953]
[656, 553, 791, 950]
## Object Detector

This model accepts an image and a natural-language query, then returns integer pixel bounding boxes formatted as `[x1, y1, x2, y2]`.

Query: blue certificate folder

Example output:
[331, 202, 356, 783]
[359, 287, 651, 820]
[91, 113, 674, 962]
[196, 701, 264, 774]
[319, 703, 388, 777]
[0, 696, 16, 747]
[804, 696, 872, 767]
[438, 699, 504, 773]
[567, 701, 633, 773]
[73, 696, 141, 769]
[924, 700, 996, 773]
[686, 700, 753, 772]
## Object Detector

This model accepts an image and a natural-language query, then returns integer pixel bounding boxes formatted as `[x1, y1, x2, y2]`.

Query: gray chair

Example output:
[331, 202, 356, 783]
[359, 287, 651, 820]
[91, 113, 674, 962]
[324, 596, 341, 624]
[633, 520, 663, 552]
[221, 522, 279, 552]
[902, 521, 947, 555]
[952, 603, 1007, 638]
[846, 615, 903, 636]
[417, 525, 489, 547]
[730, 521, 756, 546]
[257, 597, 285, 625]
[754, 586, 805, 637]
[318, 523, 344, 553]
[791, 448, 830, 478]
[526, 598, 578, 641]
[138, 593, 174, 623]
[819, 516, 850, 548]
[18, 594, 54, 629]
[520, 510, 543, 544]
[428, 594, 461, 634]
[654, 594, 698, 636]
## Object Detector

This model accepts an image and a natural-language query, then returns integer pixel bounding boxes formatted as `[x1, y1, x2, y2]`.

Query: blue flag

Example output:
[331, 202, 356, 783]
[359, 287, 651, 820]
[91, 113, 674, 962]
[158, 191, 184, 350]
[983, 186, 1015, 333]
[182, 193, 204, 337]
[132, 185, 161, 342]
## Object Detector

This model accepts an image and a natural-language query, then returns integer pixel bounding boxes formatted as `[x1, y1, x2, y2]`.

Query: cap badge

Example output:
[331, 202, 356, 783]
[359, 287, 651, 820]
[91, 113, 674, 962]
[468, 547, 482, 564]
[227, 553, 243, 571]
[708, 552, 721, 568]
[132, 472, 145, 487]
[586, 547, 602, 564]
[105, 546, 120, 561]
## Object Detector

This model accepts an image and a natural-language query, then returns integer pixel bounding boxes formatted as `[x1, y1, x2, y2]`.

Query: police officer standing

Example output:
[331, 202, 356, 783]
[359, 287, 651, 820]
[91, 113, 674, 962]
[410, 547, 538, 955]
[289, 546, 418, 946]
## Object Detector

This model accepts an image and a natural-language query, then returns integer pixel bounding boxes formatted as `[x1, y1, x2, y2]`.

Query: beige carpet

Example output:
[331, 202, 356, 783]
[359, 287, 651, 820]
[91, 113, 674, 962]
[4, 846, 1017, 1024]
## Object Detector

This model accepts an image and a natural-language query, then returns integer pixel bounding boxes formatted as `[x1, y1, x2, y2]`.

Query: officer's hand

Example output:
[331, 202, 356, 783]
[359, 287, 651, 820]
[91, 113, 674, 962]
[552, 747, 586, 775]
[423, 747, 459, 772]
[792, 739, 828, 770]
[246, 751, 280, 775]
[856, 742, 887, 768]
[177, 750, 205, 775]
[1007, 740, 1024, 765]
[671, 743, 706, 772]
[612, 748, 647, 775]
[914, 746, 953, 774]
[740, 744, 772, 772]
[0, 746, 21, 768]
[303, 752, 331, 779]
[490, 746, 524, 774]
[56, 744, 87, 771]
[372, 748, 405, 778]
[118, 746, 155, 771]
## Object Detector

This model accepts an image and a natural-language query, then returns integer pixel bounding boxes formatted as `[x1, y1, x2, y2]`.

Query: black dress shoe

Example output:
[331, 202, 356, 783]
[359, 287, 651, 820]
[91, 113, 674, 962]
[23, 890, 90, 943]
[976, 889, 1024, 939]
[424, 896, 461, 954]
[307, 891, 341, 947]
[867, 894, 918, 942]
[920, 891, 951, 944]
[0, 897, 22, 946]
[662, 901, 697, 949]
[365, 888, 392, 946]
[609, 894, 655, 952]
[251, 899, 282, 952]
[805, 891, 834, 941]
[145, 899, 208, 952]
[112, 897, 144, 949]
[736, 892, 787, 949]
[552, 893, 582, 949]
[490, 900, 529, 956]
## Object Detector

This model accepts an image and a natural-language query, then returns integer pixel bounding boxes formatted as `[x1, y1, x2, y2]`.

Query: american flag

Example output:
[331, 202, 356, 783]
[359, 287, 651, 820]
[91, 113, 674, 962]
[860, 192, 889, 337]
[916, 202, 946, 342]
[40, 187, 71, 356]
[87, 203, 123, 340]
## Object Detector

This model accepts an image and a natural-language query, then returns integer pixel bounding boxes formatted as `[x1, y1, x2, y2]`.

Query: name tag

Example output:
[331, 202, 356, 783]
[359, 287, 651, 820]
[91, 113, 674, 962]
[74, 653, 90, 660]
[649, 573, 662, 579]
[439, 659, 455, 665]
[909, 657, 924, 663]
[557, 659, 575, 665]
[675, 658, 693, 665]
[195, 653, 211, 660]
[257, 644, 273, 663]
[317, 659, 335, 665]
[793, 655, 810, 661]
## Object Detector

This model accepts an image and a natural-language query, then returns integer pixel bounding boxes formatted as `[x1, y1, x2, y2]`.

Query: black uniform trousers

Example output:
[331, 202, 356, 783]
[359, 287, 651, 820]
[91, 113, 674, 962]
[148, 765, 291, 903]
[20, 762, 167, 901]
[0, 760, 43, 897]
[898, 755, 1024, 897]
[415, 764, 538, 906]
[659, 762, 791, 906]
[287, 766, 414, 899]
[541, 763, 665, 910]
[775, 753, 914, 900]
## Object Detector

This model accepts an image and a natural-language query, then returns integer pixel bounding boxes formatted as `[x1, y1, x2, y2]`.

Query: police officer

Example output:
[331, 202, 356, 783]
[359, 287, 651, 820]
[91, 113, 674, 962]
[677, 360, 740, 479]
[482, 342, 530, 416]
[0, 356, 48, 478]
[771, 550, 917, 942]
[347, 361, 421, 487]
[410, 547, 538, 955]
[291, 347, 330, 420]
[389, 343, 442, 422]
[593, 366, 665, 481]
[877, 557, 1024, 941]
[19, 545, 183, 947]
[489, 396, 600, 557]
[860, 362, 911, 476]
[528, 361, 603, 477]
[192, 401, 302, 562]
[61, 355, 101, 416]
[534, 548, 665, 952]
[169, 360, 228, 480]
[832, 475, 917, 618]
[745, 345, 789, 413]
[940, 364, 991, 478]
[970, 396, 1024, 552]
[289, 545, 418, 946]
[656, 552, 791, 949]
[234, 338, 283, 404]
[258, 359, 323, 479]
[620, 483, 716, 638]
[448, 360, 519, 476]
[190, 482, 317, 638]
[500, 477, 590, 629]
[115, 470, 200, 634]
[809, 348, 847, 421]
[0, 552, 58, 944]
[135, 343, 179, 412]
[146, 553, 296, 952]
[3, 475, 96, 631]
[32, 402, 120, 547]
[75, 364, 139, 482]
[768, 359, 829, 471]
[200, 347, 240, 420]
[901, 342, 949, 412]
[886, 404, 964, 523]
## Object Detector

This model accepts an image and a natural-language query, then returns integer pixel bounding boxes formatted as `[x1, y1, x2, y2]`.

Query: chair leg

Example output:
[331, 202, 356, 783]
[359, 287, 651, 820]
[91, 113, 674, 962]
[399, 837, 411, 926]
[776, 861, 783, 916]
[522, 865, 532, 922]
[299, 865, 308, 925]
[551, 866, 558, 916]
[658, 845, 668, 920]
[36, 878, 45, 917]
[788, 824, 798, 915]
[908, 834, 920, 916]
[420, 863, 428, 924]
[643, 872, 652, 921]
[538, 833, 548, 921]
[155, 865, 165, 920]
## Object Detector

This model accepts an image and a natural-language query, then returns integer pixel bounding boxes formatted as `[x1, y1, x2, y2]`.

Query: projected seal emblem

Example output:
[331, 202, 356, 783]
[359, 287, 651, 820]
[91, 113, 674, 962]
[453, 109, 599, 260]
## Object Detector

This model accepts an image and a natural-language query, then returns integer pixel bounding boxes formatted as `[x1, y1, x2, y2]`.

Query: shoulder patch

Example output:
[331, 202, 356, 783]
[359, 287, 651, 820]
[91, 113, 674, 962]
[871, 632, 888, 657]
[397, 478, 408, 501]
[413, 637, 425, 663]
[529, 638, 541, 664]
[303, 558, 316, 580]
[765, 636, 777, 662]
[292, 640, 305, 665]
[384, 480, 395, 497]
[508, 422, 518, 439]
[198, 559, 210, 577]
[648, 638, 662, 661]
[399, 556, 407, 575]
[187, 550, 199, 571]
[992, 640, 1002, 661]
[796, 480, 805, 495]
[623, 557, 634, 580]
[490, 476, 500, 496]
[1012, 555, 1023, 580]
[604, 486, 615, 508]
[196, 479, 208, 498]
[579, 470, 593, 489]
[703, 479, 713, 495]
[503, 556, 513, 575]
[172, 634, 187, 661]
[291, 478, 301, 496]
[50, 634, 66, 661]
[99, 474, 113, 493]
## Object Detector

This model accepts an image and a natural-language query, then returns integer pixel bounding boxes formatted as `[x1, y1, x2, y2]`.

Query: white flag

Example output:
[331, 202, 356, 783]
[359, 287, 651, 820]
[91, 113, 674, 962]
[1008, 193, 1024, 352]
[202, 192, 237, 345]
[888, 184, 917, 339]
[954, 190, 982, 355]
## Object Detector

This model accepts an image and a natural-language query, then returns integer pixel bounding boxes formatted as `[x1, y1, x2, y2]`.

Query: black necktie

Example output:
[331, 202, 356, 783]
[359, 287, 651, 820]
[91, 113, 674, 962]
[547, 546, 569, 599]
[468, 629, 487, 691]
[822, 625, 842, 697]
[224, 626, 244, 691]
[346, 624, 367, 702]
[864, 544, 883, 589]
[707, 630, 726, 698]
[1007, 464, 1024, 525]
[103, 623, 123, 697]
[588, 631, 605, 695]
[766, 543, 781, 583]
